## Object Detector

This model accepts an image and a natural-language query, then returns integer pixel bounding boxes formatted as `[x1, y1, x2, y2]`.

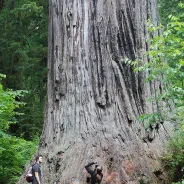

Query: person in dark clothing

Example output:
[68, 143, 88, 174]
[85, 162, 103, 184]
[32, 155, 43, 184]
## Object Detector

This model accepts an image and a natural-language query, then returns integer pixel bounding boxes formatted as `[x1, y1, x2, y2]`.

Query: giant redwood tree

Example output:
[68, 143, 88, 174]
[18, 0, 173, 183]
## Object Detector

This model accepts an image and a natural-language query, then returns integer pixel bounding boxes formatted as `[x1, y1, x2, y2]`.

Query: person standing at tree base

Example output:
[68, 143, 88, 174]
[32, 155, 43, 184]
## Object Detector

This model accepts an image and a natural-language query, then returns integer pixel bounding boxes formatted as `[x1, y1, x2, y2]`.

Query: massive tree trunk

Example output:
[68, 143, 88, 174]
[18, 0, 173, 184]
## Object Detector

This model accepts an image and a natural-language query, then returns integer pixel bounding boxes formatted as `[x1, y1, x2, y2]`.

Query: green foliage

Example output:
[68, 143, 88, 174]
[0, 0, 47, 179]
[158, 0, 183, 24]
[161, 130, 184, 182]
[138, 112, 164, 129]
[0, 75, 27, 131]
[133, 3, 184, 182]
[0, 0, 48, 139]
[0, 0, 47, 183]
[172, 180, 184, 184]
[0, 133, 38, 184]
[134, 4, 184, 122]
[0, 75, 38, 184]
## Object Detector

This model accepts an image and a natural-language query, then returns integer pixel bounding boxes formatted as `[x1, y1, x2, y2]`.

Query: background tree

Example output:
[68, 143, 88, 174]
[0, 0, 4, 11]
[0, 1, 47, 182]
[0, 0, 48, 139]
[18, 0, 174, 184]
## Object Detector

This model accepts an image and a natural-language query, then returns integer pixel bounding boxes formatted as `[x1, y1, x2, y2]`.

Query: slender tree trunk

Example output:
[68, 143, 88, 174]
[18, 0, 173, 183]
[0, 0, 4, 11]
